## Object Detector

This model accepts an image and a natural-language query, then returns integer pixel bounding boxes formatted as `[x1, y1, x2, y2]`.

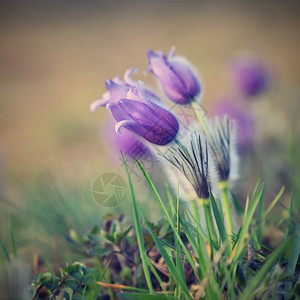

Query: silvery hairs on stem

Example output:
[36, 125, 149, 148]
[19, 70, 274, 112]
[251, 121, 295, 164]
[206, 116, 239, 185]
[157, 125, 216, 200]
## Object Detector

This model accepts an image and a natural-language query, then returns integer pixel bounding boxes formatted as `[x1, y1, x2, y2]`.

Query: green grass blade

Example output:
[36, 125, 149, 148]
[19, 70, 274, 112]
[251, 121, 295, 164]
[257, 188, 265, 244]
[136, 159, 221, 299]
[262, 186, 285, 220]
[231, 192, 244, 218]
[135, 159, 174, 228]
[99, 260, 111, 282]
[240, 237, 289, 300]
[0, 237, 10, 261]
[122, 154, 154, 294]
[251, 175, 262, 200]
[184, 208, 208, 242]
[135, 159, 195, 269]
[139, 209, 192, 300]
[175, 186, 185, 281]
[145, 256, 168, 293]
[231, 185, 264, 266]
[210, 193, 231, 258]
[8, 212, 17, 258]
[285, 224, 300, 294]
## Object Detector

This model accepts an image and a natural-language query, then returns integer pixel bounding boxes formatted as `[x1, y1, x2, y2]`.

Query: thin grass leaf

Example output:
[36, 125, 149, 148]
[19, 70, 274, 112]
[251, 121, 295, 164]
[251, 175, 262, 200]
[262, 186, 285, 220]
[180, 213, 221, 300]
[0, 237, 10, 261]
[8, 211, 17, 258]
[231, 185, 264, 267]
[240, 237, 290, 300]
[99, 260, 111, 282]
[178, 216, 198, 252]
[231, 192, 244, 218]
[139, 209, 192, 300]
[184, 209, 208, 242]
[135, 159, 195, 270]
[136, 159, 221, 299]
[175, 185, 185, 282]
[122, 154, 154, 294]
[257, 188, 265, 244]
[210, 193, 231, 258]
[219, 259, 236, 300]
[145, 256, 168, 293]
[285, 224, 300, 294]
[181, 209, 213, 281]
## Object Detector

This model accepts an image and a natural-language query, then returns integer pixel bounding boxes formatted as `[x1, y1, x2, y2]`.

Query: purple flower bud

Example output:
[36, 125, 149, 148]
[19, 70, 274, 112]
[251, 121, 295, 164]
[210, 98, 256, 150]
[147, 47, 201, 104]
[90, 69, 179, 146]
[230, 55, 269, 98]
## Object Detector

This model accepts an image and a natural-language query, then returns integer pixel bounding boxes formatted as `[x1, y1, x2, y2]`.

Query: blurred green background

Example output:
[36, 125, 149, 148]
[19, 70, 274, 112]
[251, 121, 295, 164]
[0, 0, 299, 266]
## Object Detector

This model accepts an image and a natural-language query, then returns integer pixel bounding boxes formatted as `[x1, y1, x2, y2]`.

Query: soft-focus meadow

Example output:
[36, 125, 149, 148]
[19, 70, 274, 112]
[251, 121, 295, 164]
[0, 1, 299, 298]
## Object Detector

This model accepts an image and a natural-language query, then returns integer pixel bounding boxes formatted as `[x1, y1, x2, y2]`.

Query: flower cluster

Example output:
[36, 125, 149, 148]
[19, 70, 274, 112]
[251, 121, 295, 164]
[90, 47, 238, 203]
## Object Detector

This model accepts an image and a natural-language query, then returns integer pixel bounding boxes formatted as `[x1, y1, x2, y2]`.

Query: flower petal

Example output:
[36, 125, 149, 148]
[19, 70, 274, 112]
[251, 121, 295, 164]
[106, 103, 130, 122]
[124, 67, 137, 85]
[119, 99, 179, 144]
[116, 119, 177, 146]
[105, 79, 130, 103]
[147, 50, 186, 94]
[169, 57, 201, 99]
[90, 91, 111, 112]
[136, 81, 160, 103]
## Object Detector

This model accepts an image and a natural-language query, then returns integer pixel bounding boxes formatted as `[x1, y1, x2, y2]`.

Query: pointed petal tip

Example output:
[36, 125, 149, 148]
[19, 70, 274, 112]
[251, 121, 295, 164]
[168, 46, 176, 58]
[105, 79, 115, 89]
[115, 120, 131, 134]
[90, 99, 103, 113]
[147, 49, 155, 57]
[124, 67, 138, 85]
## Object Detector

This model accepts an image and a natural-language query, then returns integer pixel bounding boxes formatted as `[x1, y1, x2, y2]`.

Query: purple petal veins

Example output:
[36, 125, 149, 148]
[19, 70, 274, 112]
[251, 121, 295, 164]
[147, 47, 201, 104]
[91, 68, 179, 146]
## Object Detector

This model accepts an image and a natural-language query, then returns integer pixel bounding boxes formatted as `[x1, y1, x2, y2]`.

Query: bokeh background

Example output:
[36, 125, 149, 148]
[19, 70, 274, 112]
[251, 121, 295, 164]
[0, 0, 299, 273]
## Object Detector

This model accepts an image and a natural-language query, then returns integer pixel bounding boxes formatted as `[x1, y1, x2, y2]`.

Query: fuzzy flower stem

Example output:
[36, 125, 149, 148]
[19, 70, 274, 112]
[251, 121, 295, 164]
[219, 181, 234, 245]
[191, 100, 213, 142]
[198, 198, 217, 244]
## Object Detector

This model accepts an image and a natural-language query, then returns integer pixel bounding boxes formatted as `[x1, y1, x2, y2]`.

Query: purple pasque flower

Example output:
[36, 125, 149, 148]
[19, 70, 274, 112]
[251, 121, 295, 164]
[90, 68, 179, 146]
[104, 118, 151, 161]
[147, 47, 201, 104]
[211, 98, 256, 150]
[230, 55, 269, 98]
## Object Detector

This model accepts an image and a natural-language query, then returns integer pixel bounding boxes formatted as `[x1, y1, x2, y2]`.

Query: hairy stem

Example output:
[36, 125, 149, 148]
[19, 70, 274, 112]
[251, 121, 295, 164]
[191, 101, 213, 141]
[220, 181, 234, 246]
[200, 198, 217, 245]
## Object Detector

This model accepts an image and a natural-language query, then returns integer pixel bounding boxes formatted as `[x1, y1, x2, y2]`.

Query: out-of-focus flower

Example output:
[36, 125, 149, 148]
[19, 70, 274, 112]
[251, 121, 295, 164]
[91, 69, 179, 146]
[206, 117, 239, 183]
[211, 98, 256, 150]
[103, 118, 151, 160]
[229, 55, 269, 97]
[147, 47, 201, 104]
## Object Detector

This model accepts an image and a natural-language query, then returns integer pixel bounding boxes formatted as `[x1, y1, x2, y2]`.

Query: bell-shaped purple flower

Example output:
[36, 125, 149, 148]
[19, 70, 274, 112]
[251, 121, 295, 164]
[90, 68, 179, 146]
[103, 118, 151, 161]
[230, 55, 269, 98]
[147, 47, 201, 104]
